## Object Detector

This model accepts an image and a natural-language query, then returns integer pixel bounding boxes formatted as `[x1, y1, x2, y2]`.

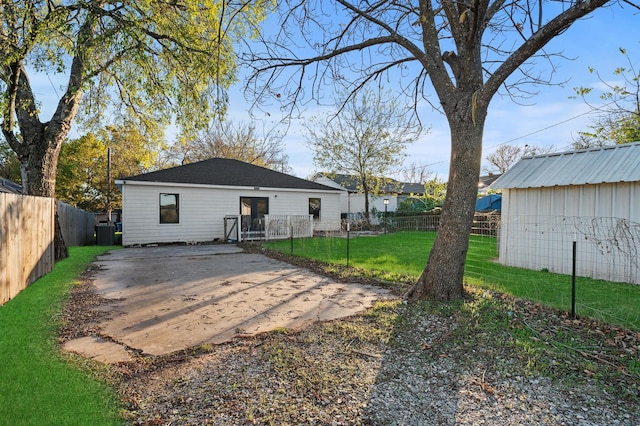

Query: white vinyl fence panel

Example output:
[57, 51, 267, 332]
[265, 215, 313, 240]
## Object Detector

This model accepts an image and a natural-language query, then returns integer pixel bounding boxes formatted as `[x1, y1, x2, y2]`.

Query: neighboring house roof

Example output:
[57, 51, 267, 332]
[490, 142, 640, 189]
[0, 177, 22, 194]
[315, 174, 360, 192]
[313, 176, 349, 191]
[312, 173, 358, 192]
[478, 173, 501, 190]
[119, 158, 338, 191]
[401, 182, 426, 194]
[315, 173, 425, 194]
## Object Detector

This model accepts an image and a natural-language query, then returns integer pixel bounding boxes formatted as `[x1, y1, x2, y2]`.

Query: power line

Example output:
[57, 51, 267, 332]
[485, 108, 597, 150]
[404, 105, 604, 174]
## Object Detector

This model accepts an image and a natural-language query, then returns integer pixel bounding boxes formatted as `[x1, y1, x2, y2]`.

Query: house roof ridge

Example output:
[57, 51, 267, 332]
[120, 158, 337, 191]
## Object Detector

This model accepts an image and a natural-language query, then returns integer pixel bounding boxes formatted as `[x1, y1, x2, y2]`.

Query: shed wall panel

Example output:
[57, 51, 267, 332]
[499, 182, 640, 284]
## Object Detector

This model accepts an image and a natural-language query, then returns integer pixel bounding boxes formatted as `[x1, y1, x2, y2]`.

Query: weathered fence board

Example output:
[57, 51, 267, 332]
[1, 193, 55, 305]
[57, 201, 96, 246]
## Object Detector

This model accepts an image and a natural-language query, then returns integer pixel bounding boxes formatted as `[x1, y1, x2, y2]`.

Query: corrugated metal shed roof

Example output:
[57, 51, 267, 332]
[490, 142, 640, 189]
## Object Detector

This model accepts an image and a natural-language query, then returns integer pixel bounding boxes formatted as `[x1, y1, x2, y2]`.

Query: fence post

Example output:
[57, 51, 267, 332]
[346, 221, 350, 268]
[571, 241, 577, 319]
[264, 214, 269, 241]
[290, 225, 294, 255]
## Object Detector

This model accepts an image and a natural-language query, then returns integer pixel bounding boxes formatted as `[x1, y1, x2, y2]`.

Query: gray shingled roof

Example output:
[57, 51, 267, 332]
[490, 142, 640, 189]
[120, 158, 337, 191]
[401, 182, 427, 194]
[478, 173, 501, 189]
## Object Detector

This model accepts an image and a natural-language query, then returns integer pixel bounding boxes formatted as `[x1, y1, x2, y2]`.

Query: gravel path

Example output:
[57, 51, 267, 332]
[365, 309, 639, 426]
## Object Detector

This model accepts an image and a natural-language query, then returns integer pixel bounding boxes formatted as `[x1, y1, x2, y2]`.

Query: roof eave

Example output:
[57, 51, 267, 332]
[115, 179, 342, 194]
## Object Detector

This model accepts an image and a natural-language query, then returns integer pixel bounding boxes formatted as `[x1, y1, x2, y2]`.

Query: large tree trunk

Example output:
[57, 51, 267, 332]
[21, 130, 69, 261]
[22, 132, 63, 196]
[406, 98, 487, 301]
[3, 60, 83, 262]
[362, 179, 371, 221]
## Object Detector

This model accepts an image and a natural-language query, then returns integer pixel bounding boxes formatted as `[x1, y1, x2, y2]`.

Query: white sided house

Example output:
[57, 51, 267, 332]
[313, 175, 399, 217]
[490, 142, 640, 285]
[116, 158, 342, 246]
[313, 174, 426, 216]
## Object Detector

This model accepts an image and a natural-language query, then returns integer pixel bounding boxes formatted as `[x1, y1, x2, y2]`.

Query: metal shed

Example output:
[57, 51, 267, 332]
[490, 142, 640, 284]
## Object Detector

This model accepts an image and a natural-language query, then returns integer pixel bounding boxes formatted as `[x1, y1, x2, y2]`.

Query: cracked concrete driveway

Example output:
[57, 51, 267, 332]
[63, 244, 394, 362]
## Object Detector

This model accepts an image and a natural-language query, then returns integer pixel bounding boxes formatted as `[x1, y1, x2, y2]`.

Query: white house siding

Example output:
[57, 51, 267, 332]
[312, 176, 400, 215]
[307, 192, 341, 231]
[341, 193, 398, 216]
[343, 193, 364, 215]
[120, 182, 341, 246]
[255, 189, 341, 227]
[498, 182, 640, 284]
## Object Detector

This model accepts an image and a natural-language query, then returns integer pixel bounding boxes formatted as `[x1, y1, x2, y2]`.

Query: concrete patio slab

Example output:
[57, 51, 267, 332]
[63, 336, 131, 364]
[64, 245, 394, 362]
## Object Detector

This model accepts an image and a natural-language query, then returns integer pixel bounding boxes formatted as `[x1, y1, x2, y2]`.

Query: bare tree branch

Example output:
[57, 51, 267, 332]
[484, 0, 614, 99]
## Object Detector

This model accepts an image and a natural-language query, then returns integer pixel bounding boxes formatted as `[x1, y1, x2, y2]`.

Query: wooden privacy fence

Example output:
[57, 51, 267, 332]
[1, 193, 55, 305]
[57, 201, 96, 246]
[0, 195, 96, 305]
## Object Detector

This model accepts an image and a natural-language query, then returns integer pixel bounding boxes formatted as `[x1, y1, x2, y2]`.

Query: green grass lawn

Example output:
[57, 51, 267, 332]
[0, 246, 124, 426]
[265, 232, 640, 331]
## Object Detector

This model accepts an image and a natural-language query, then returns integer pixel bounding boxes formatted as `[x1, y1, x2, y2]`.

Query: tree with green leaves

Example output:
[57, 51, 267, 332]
[574, 47, 640, 148]
[57, 123, 161, 212]
[305, 89, 421, 220]
[0, 139, 20, 182]
[245, 0, 636, 301]
[1, 0, 272, 258]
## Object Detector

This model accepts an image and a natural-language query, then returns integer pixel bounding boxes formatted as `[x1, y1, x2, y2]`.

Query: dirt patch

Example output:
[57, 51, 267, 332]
[59, 266, 123, 343]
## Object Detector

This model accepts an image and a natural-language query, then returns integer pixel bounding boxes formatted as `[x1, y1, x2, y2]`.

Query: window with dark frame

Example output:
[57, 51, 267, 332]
[160, 193, 179, 223]
[309, 197, 321, 220]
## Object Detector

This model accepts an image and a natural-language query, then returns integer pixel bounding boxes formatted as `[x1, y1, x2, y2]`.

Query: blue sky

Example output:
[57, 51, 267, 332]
[27, 4, 638, 181]
[224, 5, 639, 180]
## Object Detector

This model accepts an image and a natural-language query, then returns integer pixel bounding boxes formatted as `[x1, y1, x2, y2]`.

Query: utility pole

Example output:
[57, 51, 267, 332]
[107, 147, 112, 224]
